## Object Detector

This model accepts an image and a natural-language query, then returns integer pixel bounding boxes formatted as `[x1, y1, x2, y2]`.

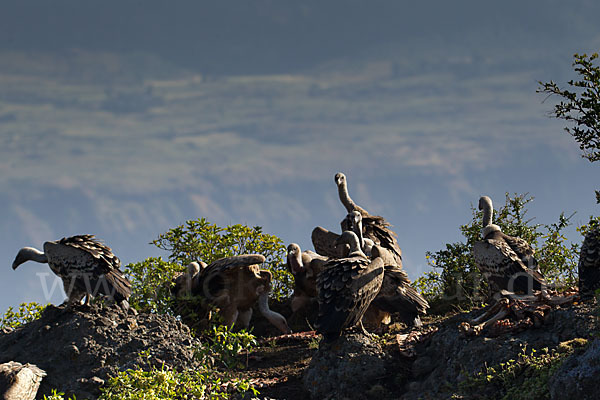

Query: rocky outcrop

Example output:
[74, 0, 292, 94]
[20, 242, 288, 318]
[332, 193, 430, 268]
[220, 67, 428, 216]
[401, 301, 597, 399]
[0, 304, 202, 400]
[548, 338, 600, 400]
[303, 332, 392, 400]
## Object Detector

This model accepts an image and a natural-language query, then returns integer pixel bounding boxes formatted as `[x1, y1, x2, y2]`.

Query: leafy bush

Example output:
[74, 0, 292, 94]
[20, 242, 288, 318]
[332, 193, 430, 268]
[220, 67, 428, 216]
[152, 218, 292, 300]
[0, 302, 47, 330]
[196, 325, 258, 369]
[414, 193, 580, 311]
[43, 389, 76, 400]
[123, 257, 184, 314]
[100, 354, 258, 400]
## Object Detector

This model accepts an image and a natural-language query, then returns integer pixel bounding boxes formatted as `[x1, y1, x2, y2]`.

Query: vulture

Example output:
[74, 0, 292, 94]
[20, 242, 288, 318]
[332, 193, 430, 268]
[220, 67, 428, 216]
[472, 196, 546, 294]
[286, 243, 328, 312]
[190, 254, 290, 333]
[335, 172, 402, 265]
[12, 235, 131, 308]
[346, 213, 428, 328]
[363, 245, 429, 329]
[171, 261, 205, 298]
[315, 231, 384, 341]
[578, 224, 600, 299]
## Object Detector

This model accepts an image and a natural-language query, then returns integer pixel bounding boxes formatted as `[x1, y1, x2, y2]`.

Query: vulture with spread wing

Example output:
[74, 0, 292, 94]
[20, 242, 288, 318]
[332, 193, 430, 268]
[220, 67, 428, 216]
[191, 254, 290, 333]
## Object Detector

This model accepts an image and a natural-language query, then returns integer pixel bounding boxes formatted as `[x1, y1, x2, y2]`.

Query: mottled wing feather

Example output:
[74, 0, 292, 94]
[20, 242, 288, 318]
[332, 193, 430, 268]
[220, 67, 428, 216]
[365, 223, 402, 265]
[502, 233, 538, 271]
[473, 239, 545, 293]
[60, 235, 122, 272]
[579, 227, 600, 297]
[51, 235, 130, 301]
[316, 256, 384, 339]
[373, 265, 429, 315]
[203, 254, 266, 273]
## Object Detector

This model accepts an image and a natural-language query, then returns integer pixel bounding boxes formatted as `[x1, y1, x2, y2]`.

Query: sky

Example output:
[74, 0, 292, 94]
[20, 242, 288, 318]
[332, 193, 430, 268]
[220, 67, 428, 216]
[1, 1, 599, 312]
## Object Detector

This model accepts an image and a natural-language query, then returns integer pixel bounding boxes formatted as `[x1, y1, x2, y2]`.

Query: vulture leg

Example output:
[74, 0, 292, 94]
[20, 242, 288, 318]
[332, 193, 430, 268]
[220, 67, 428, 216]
[221, 306, 239, 329]
[237, 309, 253, 330]
[291, 295, 311, 313]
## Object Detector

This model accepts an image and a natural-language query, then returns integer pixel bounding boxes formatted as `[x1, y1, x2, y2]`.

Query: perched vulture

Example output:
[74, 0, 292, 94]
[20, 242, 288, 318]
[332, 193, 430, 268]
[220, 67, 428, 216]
[12, 235, 131, 308]
[335, 172, 402, 265]
[191, 254, 290, 333]
[363, 245, 429, 329]
[472, 196, 546, 294]
[315, 231, 384, 341]
[286, 243, 328, 312]
[579, 224, 600, 299]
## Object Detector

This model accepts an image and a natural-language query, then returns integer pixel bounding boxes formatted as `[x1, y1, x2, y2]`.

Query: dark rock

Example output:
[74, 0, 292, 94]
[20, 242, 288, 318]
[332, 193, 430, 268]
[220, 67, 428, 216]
[303, 332, 392, 400]
[548, 339, 600, 400]
[0, 303, 202, 400]
[400, 301, 597, 399]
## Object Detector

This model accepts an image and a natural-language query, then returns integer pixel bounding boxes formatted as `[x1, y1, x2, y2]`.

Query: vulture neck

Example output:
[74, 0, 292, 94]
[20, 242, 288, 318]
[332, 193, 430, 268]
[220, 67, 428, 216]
[257, 291, 290, 334]
[338, 181, 357, 213]
[481, 199, 493, 228]
[14, 247, 48, 268]
[347, 240, 367, 259]
[351, 215, 365, 249]
[287, 251, 304, 274]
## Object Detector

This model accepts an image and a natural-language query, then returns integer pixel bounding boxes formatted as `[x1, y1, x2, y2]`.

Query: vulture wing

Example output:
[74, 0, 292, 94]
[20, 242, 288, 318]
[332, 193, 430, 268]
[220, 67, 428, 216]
[473, 239, 545, 294]
[579, 227, 600, 297]
[315, 256, 384, 340]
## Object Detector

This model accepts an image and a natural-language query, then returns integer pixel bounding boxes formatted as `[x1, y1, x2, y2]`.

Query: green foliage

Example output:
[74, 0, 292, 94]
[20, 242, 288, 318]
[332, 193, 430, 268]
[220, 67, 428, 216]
[538, 53, 600, 163]
[457, 340, 588, 400]
[99, 355, 257, 400]
[123, 257, 184, 314]
[0, 302, 47, 330]
[196, 325, 258, 370]
[414, 193, 580, 311]
[538, 52, 600, 202]
[43, 389, 76, 400]
[152, 218, 292, 300]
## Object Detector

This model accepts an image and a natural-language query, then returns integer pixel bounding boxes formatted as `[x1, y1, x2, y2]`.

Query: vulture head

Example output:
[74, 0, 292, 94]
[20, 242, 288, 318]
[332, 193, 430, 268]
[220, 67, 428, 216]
[478, 196, 493, 212]
[334, 172, 347, 188]
[286, 243, 304, 275]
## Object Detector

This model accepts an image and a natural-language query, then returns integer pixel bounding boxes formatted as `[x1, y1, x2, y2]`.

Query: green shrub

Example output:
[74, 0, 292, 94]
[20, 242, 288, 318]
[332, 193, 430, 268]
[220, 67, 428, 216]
[100, 361, 257, 400]
[415, 193, 580, 311]
[196, 325, 258, 370]
[123, 257, 184, 314]
[0, 302, 47, 330]
[152, 218, 292, 300]
[43, 389, 76, 400]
